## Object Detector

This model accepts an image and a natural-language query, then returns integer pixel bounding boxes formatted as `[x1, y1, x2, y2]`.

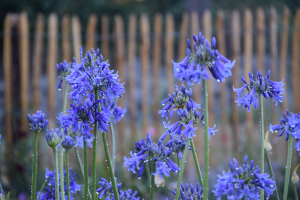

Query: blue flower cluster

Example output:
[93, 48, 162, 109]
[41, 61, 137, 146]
[173, 32, 235, 85]
[96, 177, 140, 200]
[124, 132, 181, 179]
[213, 155, 275, 200]
[28, 111, 48, 132]
[269, 110, 300, 154]
[57, 61, 71, 90]
[46, 128, 63, 148]
[171, 182, 203, 200]
[99, 97, 127, 123]
[61, 135, 75, 150]
[233, 70, 285, 111]
[37, 168, 81, 200]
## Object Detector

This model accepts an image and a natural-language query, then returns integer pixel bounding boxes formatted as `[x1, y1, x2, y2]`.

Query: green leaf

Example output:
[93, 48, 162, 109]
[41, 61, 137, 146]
[6, 192, 10, 200]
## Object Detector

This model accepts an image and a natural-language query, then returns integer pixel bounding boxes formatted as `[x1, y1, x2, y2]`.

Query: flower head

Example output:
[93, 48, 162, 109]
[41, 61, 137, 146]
[213, 155, 275, 200]
[57, 61, 71, 90]
[46, 128, 63, 148]
[173, 33, 235, 85]
[61, 135, 75, 150]
[233, 70, 285, 111]
[28, 111, 48, 132]
[172, 182, 203, 200]
[37, 168, 81, 200]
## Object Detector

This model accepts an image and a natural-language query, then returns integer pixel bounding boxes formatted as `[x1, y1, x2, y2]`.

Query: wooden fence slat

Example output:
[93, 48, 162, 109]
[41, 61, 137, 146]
[114, 15, 125, 157]
[293, 9, 300, 113]
[47, 13, 58, 129]
[140, 14, 150, 137]
[256, 8, 265, 74]
[86, 14, 98, 51]
[101, 15, 109, 60]
[179, 12, 189, 60]
[62, 16, 70, 62]
[190, 11, 202, 163]
[216, 10, 232, 159]
[153, 13, 162, 134]
[165, 13, 175, 94]
[3, 13, 13, 181]
[280, 7, 290, 113]
[19, 12, 29, 131]
[72, 15, 82, 61]
[33, 13, 44, 112]
[231, 10, 241, 155]
[244, 9, 254, 155]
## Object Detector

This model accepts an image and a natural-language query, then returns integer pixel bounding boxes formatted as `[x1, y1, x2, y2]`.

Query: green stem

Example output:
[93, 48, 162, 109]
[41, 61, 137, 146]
[59, 148, 65, 200]
[190, 138, 204, 186]
[265, 151, 280, 200]
[146, 161, 151, 187]
[59, 80, 68, 200]
[259, 93, 264, 200]
[202, 79, 209, 200]
[53, 147, 59, 200]
[177, 153, 180, 175]
[294, 185, 298, 200]
[150, 163, 155, 200]
[92, 89, 99, 200]
[283, 135, 293, 200]
[38, 178, 50, 200]
[175, 138, 191, 200]
[110, 119, 115, 173]
[101, 131, 120, 200]
[65, 150, 70, 200]
[31, 131, 38, 200]
[84, 141, 88, 200]
[74, 147, 92, 199]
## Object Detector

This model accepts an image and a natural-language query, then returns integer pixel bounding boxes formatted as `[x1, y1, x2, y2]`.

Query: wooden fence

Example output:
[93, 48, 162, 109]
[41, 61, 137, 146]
[2, 6, 300, 171]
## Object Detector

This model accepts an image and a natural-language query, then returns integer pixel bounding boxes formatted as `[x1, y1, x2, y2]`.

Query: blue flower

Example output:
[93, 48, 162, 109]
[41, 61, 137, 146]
[182, 120, 198, 138]
[37, 168, 81, 200]
[152, 161, 171, 179]
[99, 97, 126, 123]
[46, 128, 63, 148]
[56, 61, 71, 90]
[173, 32, 235, 85]
[233, 70, 285, 111]
[172, 182, 203, 200]
[28, 111, 48, 132]
[213, 155, 275, 200]
[96, 177, 140, 200]
[61, 135, 75, 150]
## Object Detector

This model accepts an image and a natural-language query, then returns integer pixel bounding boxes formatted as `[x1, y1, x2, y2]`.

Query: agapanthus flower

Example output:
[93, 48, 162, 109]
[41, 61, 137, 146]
[99, 97, 126, 123]
[28, 111, 48, 132]
[66, 47, 124, 103]
[37, 168, 81, 200]
[46, 128, 63, 148]
[171, 182, 203, 200]
[233, 70, 285, 111]
[124, 132, 180, 179]
[213, 155, 275, 200]
[164, 135, 194, 159]
[57, 61, 71, 90]
[96, 177, 140, 200]
[61, 135, 75, 150]
[269, 110, 300, 154]
[173, 32, 235, 85]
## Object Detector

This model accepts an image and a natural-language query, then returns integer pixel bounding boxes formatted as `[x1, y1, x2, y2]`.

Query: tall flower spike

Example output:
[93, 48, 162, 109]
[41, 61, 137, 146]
[233, 70, 285, 111]
[173, 33, 235, 85]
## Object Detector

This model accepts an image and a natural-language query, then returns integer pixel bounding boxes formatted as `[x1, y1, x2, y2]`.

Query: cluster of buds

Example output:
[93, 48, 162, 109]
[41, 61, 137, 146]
[28, 111, 48, 132]
[46, 128, 63, 148]
[172, 182, 203, 200]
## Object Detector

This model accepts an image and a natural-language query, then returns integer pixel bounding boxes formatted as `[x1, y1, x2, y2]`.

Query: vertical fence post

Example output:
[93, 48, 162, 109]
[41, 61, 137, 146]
[153, 13, 162, 134]
[216, 10, 232, 160]
[3, 13, 13, 182]
[140, 14, 150, 137]
[101, 15, 109, 61]
[256, 8, 266, 74]
[190, 11, 202, 163]
[179, 12, 189, 60]
[33, 13, 44, 112]
[72, 15, 82, 61]
[114, 15, 125, 157]
[293, 9, 300, 113]
[86, 14, 98, 51]
[165, 13, 175, 94]
[19, 12, 29, 131]
[47, 13, 58, 130]
[231, 10, 241, 156]
[62, 16, 70, 62]
[244, 9, 254, 156]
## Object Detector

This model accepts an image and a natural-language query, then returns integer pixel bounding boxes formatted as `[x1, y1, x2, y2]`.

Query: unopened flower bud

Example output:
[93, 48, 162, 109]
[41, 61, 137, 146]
[61, 135, 75, 150]
[292, 164, 300, 185]
[154, 174, 165, 187]
[46, 128, 63, 148]
[264, 131, 272, 152]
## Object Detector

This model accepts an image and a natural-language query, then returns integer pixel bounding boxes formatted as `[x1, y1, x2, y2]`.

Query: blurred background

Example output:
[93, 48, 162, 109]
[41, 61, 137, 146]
[1, 0, 300, 199]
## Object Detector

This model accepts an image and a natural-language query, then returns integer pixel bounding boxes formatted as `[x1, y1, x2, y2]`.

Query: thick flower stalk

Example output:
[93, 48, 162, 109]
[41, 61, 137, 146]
[28, 111, 48, 200]
[213, 155, 275, 200]
[270, 110, 300, 200]
[171, 182, 203, 200]
[96, 177, 140, 200]
[36, 168, 81, 200]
